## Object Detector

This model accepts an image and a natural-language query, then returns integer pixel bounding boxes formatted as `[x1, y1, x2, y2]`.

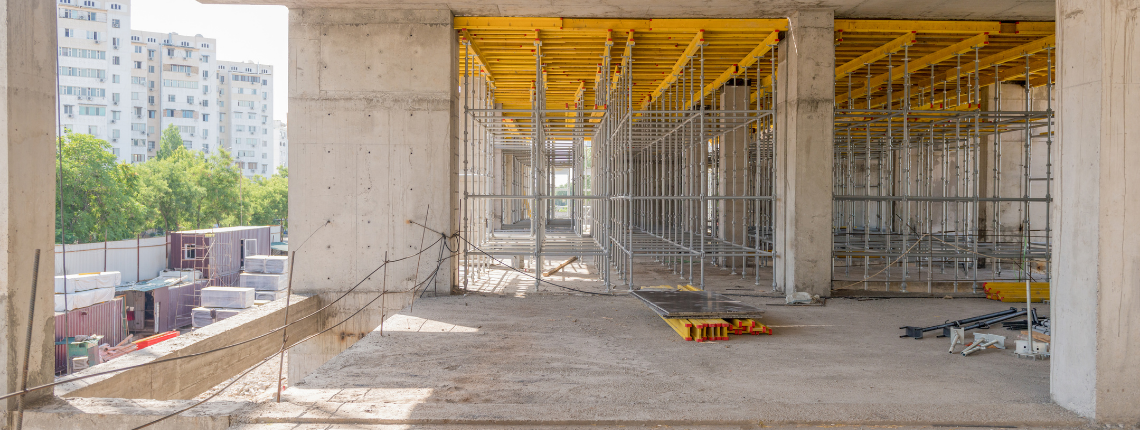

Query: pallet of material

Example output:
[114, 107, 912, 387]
[214, 308, 243, 321]
[254, 290, 286, 302]
[54, 271, 121, 294]
[192, 307, 215, 328]
[240, 272, 289, 291]
[246, 255, 289, 274]
[984, 282, 1049, 303]
[200, 287, 255, 309]
[54, 287, 116, 312]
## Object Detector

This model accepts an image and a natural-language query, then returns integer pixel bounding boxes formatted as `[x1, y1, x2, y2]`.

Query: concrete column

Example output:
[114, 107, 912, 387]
[1052, 0, 1140, 422]
[288, 8, 457, 381]
[718, 84, 750, 267]
[773, 9, 834, 300]
[0, 0, 58, 423]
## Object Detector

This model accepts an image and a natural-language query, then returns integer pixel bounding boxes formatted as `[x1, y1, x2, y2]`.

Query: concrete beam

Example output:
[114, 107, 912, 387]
[0, 0, 59, 425]
[58, 295, 321, 400]
[288, 8, 458, 382]
[1051, 0, 1140, 423]
[774, 9, 835, 300]
[196, 0, 1055, 21]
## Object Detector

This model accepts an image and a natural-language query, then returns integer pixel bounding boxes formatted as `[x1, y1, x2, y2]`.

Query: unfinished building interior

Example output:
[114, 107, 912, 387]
[1, 0, 1139, 428]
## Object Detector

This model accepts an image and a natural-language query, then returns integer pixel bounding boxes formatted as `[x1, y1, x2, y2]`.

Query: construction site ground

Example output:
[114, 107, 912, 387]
[29, 260, 1084, 429]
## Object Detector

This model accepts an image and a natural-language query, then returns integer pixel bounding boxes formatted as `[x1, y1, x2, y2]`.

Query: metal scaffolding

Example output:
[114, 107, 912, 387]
[459, 33, 780, 293]
[832, 45, 1055, 292]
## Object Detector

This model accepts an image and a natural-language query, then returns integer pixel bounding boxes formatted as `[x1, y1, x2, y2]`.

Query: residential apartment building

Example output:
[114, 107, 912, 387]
[56, 0, 135, 162]
[131, 30, 219, 158]
[217, 61, 275, 178]
[273, 120, 288, 172]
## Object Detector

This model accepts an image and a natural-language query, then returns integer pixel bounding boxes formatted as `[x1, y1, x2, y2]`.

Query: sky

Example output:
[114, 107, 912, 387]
[131, 0, 289, 122]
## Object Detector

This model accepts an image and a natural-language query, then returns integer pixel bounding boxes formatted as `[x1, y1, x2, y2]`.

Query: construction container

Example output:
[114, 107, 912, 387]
[168, 226, 271, 286]
[54, 297, 126, 374]
[118, 278, 208, 334]
[201, 287, 255, 309]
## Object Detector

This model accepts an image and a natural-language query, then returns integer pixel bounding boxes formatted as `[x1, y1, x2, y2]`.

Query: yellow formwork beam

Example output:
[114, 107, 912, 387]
[940, 35, 1054, 83]
[642, 30, 705, 109]
[455, 17, 788, 32]
[838, 33, 989, 102]
[459, 30, 497, 88]
[835, 33, 917, 80]
[835, 19, 1000, 34]
[687, 31, 779, 109]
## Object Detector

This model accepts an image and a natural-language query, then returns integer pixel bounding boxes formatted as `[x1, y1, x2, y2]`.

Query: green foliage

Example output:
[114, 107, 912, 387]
[56, 128, 288, 244]
[55, 132, 151, 243]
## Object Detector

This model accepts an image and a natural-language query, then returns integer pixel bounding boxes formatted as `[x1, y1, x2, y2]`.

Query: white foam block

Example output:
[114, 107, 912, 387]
[240, 273, 289, 291]
[191, 307, 215, 328]
[54, 272, 122, 294]
[200, 287, 255, 309]
[54, 287, 116, 312]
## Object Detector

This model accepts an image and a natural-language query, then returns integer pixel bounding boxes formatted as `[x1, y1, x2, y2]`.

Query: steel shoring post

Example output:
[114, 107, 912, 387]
[1044, 48, 1054, 282]
[992, 64, 1001, 280]
[533, 41, 543, 291]
[902, 46, 910, 291]
[698, 44, 707, 290]
[462, 43, 471, 291]
[864, 63, 872, 285]
[971, 47, 981, 292]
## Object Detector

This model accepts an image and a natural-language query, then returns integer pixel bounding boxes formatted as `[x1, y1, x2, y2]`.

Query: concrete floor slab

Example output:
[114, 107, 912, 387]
[239, 264, 1081, 428]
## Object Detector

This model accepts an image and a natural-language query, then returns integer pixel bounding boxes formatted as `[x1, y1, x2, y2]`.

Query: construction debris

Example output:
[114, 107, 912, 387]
[542, 257, 578, 277]
[961, 333, 1006, 356]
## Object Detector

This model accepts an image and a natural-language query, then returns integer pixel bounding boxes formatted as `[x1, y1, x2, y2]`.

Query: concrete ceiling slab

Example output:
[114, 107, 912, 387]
[197, 0, 1056, 21]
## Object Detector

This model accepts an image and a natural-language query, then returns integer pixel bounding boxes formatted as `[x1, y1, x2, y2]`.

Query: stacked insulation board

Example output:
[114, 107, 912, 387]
[984, 282, 1049, 303]
[54, 272, 121, 312]
[637, 285, 772, 342]
[245, 255, 289, 274]
[239, 273, 288, 291]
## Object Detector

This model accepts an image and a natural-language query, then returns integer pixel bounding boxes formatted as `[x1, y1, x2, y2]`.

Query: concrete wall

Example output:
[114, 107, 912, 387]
[59, 295, 321, 400]
[0, 0, 59, 424]
[774, 9, 835, 299]
[288, 8, 457, 382]
[1051, 0, 1140, 422]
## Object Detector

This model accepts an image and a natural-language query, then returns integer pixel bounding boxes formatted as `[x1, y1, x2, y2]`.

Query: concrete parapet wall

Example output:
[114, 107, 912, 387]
[57, 295, 321, 400]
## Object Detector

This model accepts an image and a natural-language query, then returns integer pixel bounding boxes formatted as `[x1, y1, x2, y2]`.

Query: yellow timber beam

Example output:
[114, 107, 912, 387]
[459, 30, 497, 88]
[454, 17, 788, 32]
[610, 30, 635, 92]
[642, 30, 705, 109]
[835, 19, 999, 34]
[835, 33, 917, 80]
[838, 33, 989, 102]
[940, 35, 1054, 83]
[687, 31, 779, 109]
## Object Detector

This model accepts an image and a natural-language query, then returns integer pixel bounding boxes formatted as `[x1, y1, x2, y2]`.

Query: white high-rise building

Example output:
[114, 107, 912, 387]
[217, 60, 275, 178]
[131, 30, 219, 159]
[56, 0, 135, 162]
[272, 120, 288, 172]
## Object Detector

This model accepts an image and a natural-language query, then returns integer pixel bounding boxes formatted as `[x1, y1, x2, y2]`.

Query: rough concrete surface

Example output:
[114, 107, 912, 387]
[198, 0, 1057, 21]
[224, 261, 1085, 428]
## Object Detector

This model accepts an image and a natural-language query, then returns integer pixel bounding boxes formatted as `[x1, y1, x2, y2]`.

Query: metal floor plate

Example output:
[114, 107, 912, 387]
[631, 290, 765, 319]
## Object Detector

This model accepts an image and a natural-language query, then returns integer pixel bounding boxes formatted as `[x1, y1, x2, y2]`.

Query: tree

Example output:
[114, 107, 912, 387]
[155, 124, 185, 161]
[55, 132, 150, 243]
[195, 149, 242, 228]
[241, 166, 289, 227]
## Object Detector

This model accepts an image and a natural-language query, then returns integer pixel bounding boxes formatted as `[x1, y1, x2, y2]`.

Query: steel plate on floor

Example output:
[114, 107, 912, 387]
[631, 290, 765, 319]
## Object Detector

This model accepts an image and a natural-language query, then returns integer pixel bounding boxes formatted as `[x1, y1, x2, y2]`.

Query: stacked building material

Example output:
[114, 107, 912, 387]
[239, 273, 289, 291]
[254, 290, 287, 302]
[984, 282, 1050, 303]
[644, 285, 772, 342]
[54, 272, 121, 312]
[192, 307, 215, 328]
[201, 287, 255, 308]
[246, 255, 289, 274]
[215, 308, 243, 321]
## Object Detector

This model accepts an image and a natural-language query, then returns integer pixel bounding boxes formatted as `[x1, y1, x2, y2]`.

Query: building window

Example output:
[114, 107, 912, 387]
[111, 4, 122, 10]
[77, 106, 106, 116]
[148, 110, 155, 118]
[163, 109, 175, 117]
[63, 28, 74, 38]
[148, 65, 155, 73]
[186, 96, 194, 104]
[147, 37, 156, 43]
[167, 95, 175, 102]
[132, 154, 144, 163]
[112, 74, 119, 83]
[147, 49, 155, 59]
[184, 140, 192, 149]
[88, 125, 98, 135]
[62, 105, 73, 115]
[202, 114, 209, 122]
[166, 48, 174, 57]
[133, 46, 142, 54]
[181, 110, 194, 118]
[201, 43, 210, 48]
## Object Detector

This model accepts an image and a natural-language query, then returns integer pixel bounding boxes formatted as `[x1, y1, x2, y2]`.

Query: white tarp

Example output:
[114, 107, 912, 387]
[54, 272, 121, 294]
[201, 287, 255, 309]
[54, 287, 116, 312]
